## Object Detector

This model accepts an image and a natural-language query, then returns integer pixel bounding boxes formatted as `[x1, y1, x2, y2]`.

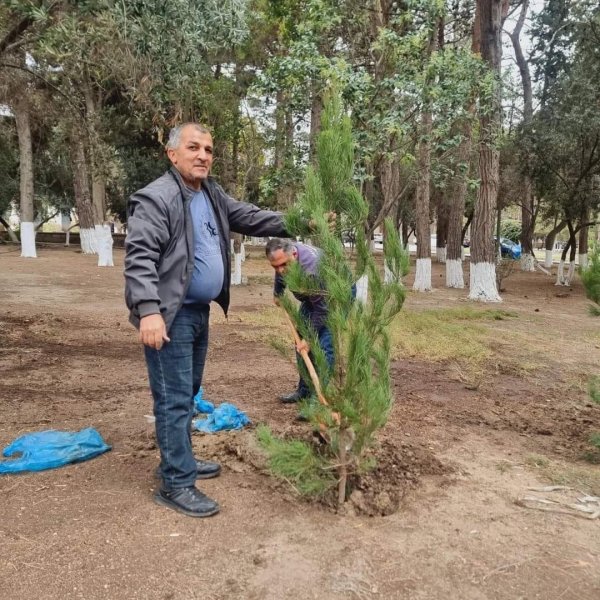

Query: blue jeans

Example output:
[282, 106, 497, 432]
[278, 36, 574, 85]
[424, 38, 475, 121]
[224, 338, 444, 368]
[143, 304, 209, 490]
[296, 305, 334, 398]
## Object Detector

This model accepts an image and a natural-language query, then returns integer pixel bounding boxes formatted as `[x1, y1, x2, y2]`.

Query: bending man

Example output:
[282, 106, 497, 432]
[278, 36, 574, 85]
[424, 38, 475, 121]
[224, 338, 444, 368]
[266, 238, 335, 409]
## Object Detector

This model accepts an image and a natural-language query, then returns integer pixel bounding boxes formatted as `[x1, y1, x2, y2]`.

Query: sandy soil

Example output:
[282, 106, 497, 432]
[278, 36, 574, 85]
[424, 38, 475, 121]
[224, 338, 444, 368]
[1, 244, 599, 600]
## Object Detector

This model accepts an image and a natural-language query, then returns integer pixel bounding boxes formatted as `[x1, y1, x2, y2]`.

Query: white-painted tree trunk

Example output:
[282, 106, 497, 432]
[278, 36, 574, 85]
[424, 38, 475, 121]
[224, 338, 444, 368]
[96, 224, 114, 267]
[565, 261, 575, 285]
[231, 251, 243, 285]
[579, 253, 588, 270]
[520, 252, 535, 272]
[355, 274, 368, 305]
[240, 242, 246, 262]
[555, 260, 565, 285]
[436, 246, 446, 263]
[555, 260, 576, 285]
[80, 227, 97, 255]
[468, 262, 501, 302]
[413, 258, 432, 292]
[446, 258, 464, 288]
[20, 222, 37, 258]
[544, 250, 553, 269]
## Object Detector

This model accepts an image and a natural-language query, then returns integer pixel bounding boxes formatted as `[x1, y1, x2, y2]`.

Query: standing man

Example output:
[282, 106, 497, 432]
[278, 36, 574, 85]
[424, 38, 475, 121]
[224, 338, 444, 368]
[266, 238, 335, 407]
[125, 123, 288, 518]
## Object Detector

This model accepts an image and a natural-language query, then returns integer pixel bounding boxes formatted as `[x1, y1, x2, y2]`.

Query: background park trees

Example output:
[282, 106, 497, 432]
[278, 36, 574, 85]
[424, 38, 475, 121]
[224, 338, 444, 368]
[0, 0, 598, 291]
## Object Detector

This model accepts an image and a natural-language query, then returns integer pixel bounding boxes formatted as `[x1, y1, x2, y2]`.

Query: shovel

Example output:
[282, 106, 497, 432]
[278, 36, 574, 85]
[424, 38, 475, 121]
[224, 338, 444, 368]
[283, 311, 340, 425]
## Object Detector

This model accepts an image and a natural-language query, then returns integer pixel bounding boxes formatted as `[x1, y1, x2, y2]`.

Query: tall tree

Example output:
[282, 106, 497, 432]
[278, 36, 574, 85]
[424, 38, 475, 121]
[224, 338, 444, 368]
[508, 0, 537, 271]
[468, 0, 508, 302]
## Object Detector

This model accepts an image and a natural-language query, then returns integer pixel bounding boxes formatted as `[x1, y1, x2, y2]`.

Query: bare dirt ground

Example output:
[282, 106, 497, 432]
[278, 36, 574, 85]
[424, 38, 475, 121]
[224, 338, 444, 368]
[1, 244, 600, 600]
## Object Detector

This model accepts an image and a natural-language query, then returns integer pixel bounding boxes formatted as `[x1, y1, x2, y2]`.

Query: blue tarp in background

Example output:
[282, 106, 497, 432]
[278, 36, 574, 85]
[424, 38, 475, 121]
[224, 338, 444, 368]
[0, 428, 111, 475]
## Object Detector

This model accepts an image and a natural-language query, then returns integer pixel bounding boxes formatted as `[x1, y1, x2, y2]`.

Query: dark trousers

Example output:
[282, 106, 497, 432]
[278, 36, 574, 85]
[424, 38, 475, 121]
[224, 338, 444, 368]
[296, 306, 335, 398]
[143, 304, 209, 490]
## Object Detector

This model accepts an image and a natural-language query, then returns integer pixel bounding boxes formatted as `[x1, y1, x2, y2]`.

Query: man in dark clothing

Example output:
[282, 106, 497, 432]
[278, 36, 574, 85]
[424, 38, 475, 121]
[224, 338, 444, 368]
[266, 238, 335, 405]
[125, 123, 289, 518]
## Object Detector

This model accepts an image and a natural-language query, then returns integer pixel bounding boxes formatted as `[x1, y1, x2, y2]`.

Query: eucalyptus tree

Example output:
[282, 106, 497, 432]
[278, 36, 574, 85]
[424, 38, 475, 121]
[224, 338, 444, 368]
[528, 0, 600, 283]
[507, 0, 536, 271]
[467, 0, 509, 302]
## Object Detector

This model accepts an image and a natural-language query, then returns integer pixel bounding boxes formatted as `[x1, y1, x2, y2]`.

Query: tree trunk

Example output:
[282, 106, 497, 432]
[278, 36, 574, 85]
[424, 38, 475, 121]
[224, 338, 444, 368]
[544, 219, 566, 268]
[413, 109, 433, 292]
[13, 98, 36, 258]
[435, 188, 448, 263]
[520, 184, 535, 271]
[509, 0, 536, 272]
[70, 129, 96, 254]
[84, 84, 113, 266]
[0, 216, 19, 242]
[446, 123, 472, 288]
[579, 222, 589, 270]
[371, 147, 405, 238]
[469, 0, 507, 302]
[413, 24, 437, 293]
[556, 222, 576, 285]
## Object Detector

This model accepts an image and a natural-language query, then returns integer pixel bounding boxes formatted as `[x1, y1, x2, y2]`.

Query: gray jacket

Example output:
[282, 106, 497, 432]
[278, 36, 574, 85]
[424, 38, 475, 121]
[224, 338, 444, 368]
[124, 167, 287, 331]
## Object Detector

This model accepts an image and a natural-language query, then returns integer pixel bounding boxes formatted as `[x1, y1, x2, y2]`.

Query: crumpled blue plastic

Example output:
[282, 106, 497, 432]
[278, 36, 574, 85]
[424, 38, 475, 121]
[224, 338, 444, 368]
[0, 428, 111, 474]
[193, 403, 250, 433]
[193, 387, 214, 414]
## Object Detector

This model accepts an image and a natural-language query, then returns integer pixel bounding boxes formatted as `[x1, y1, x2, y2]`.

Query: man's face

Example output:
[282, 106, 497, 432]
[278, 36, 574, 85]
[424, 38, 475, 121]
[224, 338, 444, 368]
[167, 126, 213, 189]
[268, 248, 297, 274]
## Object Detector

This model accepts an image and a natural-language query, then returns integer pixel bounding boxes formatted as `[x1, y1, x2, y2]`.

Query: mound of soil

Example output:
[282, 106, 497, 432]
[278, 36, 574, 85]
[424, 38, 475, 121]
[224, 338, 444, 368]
[348, 439, 450, 516]
[197, 428, 450, 517]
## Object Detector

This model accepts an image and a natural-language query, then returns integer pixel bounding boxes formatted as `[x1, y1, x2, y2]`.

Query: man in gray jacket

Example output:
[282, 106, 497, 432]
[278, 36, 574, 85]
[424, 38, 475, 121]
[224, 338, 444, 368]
[124, 123, 288, 518]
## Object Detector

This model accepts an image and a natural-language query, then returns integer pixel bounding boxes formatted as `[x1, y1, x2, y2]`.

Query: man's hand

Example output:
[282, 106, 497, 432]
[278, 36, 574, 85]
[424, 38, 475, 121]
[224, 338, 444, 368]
[308, 211, 337, 233]
[273, 296, 281, 307]
[295, 339, 310, 354]
[139, 314, 170, 350]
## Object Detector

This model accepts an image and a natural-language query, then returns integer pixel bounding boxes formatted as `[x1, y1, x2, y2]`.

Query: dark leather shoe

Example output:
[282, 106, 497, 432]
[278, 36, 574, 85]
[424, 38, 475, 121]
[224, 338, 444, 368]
[154, 486, 220, 518]
[155, 459, 221, 481]
[278, 390, 308, 404]
[195, 459, 221, 479]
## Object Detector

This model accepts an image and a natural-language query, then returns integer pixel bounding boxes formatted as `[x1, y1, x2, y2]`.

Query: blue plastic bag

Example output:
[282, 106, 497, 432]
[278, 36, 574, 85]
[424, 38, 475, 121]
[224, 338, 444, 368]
[193, 403, 250, 433]
[193, 387, 214, 414]
[0, 428, 111, 474]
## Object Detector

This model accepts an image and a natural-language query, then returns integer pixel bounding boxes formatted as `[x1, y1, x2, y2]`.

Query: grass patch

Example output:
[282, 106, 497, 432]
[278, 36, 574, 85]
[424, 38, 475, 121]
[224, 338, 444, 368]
[390, 307, 517, 362]
[234, 307, 291, 352]
[525, 453, 600, 495]
[525, 454, 550, 469]
[256, 424, 335, 496]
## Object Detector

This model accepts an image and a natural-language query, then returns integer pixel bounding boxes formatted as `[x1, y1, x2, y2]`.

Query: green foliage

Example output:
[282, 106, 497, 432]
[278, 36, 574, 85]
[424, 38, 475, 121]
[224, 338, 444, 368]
[581, 244, 600, 314]
[589, 432, 600, 450]
[500, 220, 521, 243]
[256, 425, 335, 496]
[0, 120, 18, 218]
[588, 377, 600, 405]
[263, 89, 408, 500]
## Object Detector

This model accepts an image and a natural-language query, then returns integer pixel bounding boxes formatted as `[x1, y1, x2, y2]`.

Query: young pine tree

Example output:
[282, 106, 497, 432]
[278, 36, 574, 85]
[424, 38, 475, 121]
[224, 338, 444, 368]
[581, 243, 600, 457]
[258, 89, 409, 505]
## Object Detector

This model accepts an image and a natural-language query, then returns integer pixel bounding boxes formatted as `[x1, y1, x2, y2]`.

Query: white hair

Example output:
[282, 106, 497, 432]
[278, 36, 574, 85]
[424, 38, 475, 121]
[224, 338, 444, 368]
[166, 123, 211, 150]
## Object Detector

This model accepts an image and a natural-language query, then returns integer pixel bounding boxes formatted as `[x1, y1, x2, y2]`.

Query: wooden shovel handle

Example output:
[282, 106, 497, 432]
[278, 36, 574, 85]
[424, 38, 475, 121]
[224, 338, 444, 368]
[283, 312, 340, 425]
